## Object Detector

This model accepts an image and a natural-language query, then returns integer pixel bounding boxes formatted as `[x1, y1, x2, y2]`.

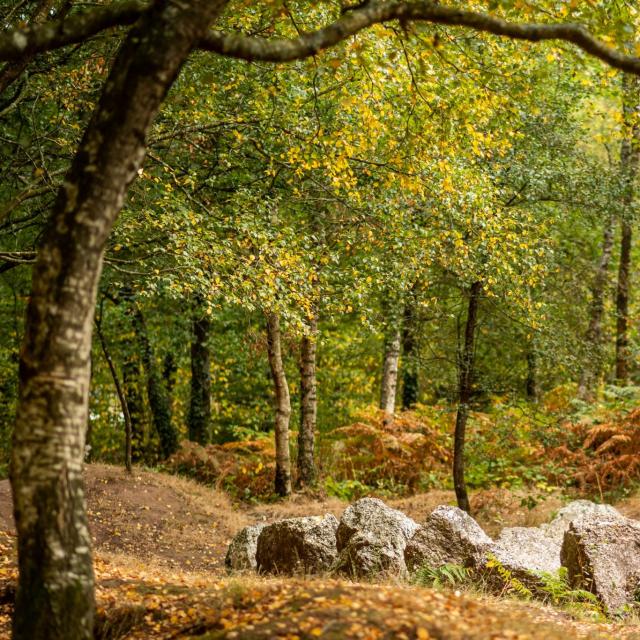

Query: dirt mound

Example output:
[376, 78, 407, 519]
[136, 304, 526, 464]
[0, 465, 584, 573]
[0, 464, 250, 573]
[0, 466, 639, 638]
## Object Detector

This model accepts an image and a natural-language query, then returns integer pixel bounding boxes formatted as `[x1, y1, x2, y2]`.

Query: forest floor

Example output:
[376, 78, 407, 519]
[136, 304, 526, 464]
[0, 464, 639, 639]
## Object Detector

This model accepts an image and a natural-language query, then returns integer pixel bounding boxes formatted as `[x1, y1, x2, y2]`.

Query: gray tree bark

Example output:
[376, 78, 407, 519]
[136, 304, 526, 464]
[266, 312, 292, 497]
[380, 304, 403, 416]
[9, 1, 227, 638]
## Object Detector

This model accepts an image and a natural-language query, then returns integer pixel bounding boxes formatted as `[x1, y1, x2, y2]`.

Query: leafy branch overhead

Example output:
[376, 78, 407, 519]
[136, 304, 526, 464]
[1, 0, 640, 74]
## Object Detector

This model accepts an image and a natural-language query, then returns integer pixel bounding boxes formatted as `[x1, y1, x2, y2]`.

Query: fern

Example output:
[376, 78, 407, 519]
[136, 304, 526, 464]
[534, 568, 599, 606]
[412, 563, 471, 589]
[484, 554, 533, 600]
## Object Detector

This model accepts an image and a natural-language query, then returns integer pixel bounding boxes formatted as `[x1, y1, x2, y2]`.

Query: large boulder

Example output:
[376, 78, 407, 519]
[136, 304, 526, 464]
[478, 526, 561, 594]
[492, 527, 561, 575]
[256, 514, 339, 575]
[404, 506, 492, 573]
[225, 523, 266, 571]
[334, 497, 419, 578]
[561, 513, 640, 614]
[541, 500, 622, 543]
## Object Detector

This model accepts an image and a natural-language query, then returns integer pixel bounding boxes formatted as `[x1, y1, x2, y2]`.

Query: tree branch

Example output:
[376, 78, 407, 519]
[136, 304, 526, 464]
[0, 0, 639, 79]
[198, 2, 640, 75]
[0, 0, 146, 61]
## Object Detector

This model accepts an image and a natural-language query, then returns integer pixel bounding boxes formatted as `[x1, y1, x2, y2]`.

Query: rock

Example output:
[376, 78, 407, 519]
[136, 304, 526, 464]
[334, 497, 419, 578]
[541, 500, 622, 543]
[478, 526, 561, 594]
[225, 523, 266, 571]
[256, 514, 339, 575]
[492, 527, 561, 575]
[405, 505, 493, 573]
[561, 513, 640, 614]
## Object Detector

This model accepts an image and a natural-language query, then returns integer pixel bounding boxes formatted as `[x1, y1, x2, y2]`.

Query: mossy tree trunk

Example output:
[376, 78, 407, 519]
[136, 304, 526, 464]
[578, 215, 616, 400]
[130, 303, 178, 460]
[122, 352, 146, 463]
[615, 73, 640, 384]
[297, 313, 318, 488]
[188, 307, 211, 445]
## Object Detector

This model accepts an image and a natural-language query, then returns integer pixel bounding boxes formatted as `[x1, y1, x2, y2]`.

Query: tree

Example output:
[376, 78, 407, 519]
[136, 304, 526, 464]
[4, 2, 640, 638]
[297, 313, 318, 488]
[379, 299, 403, 417]
[453, 280, 481, 514]
[577, 214, 616, 400]
[187, 304, 212, 445]
[265, 312, 292, 497]
[130, 300, 178, 459]
[615, 73, 640, 384]
[8, 2, 227, 637]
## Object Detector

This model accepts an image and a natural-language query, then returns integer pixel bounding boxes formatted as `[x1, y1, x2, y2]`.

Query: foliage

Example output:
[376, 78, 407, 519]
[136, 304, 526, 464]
[164, 438, 276, 500]
[412, 563, 471, 590]
[319, 408, 451, 496]
[481, 556, 605, 619]
[483, 554, 533, 600]
[534, 568, 603, 618]
[323, 477, 369, 502]
[548, 399, 640, 495]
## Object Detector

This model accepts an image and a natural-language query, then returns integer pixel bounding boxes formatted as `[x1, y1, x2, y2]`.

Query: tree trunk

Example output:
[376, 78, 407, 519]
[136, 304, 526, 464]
[163, 352, 177, 399]
[578, 215, 616, 400]
[95, 321, 132, 473]
[131, 303, 178, 460]
[297, 314, 318, 489]
[401, 299, 418, 410]
[122, 353, 145, 464]
[616, 73, 640, 384]
[616, 219, 632, 383]
[187, 309, 211, 445]
[380, 301, 403, 417]
[525, 345, 538, 401]
[266, 313, 292, 497]
[453, 280, 481, 515]
[10, 3, 226, 637]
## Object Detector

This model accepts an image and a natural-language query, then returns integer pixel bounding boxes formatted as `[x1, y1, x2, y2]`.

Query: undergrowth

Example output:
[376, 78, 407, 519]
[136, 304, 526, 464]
[411, 558, 606, 622]
[162, 384, 640, 501]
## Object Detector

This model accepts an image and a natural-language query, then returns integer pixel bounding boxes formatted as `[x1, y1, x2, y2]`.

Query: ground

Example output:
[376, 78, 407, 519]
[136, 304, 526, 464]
[0, 464, 638, 639]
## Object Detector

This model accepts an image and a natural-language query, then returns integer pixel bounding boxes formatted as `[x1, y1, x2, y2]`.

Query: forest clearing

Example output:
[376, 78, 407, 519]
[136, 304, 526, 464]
[0, 463, 638, 639]
[6, 0, 640, 639]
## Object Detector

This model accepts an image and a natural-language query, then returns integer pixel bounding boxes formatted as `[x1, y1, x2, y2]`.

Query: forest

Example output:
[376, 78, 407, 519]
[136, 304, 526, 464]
[3, 1, 640, 639]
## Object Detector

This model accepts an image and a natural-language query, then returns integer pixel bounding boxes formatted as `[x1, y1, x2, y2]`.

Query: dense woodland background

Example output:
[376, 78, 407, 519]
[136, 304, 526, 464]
[2, 0, 640, 508]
